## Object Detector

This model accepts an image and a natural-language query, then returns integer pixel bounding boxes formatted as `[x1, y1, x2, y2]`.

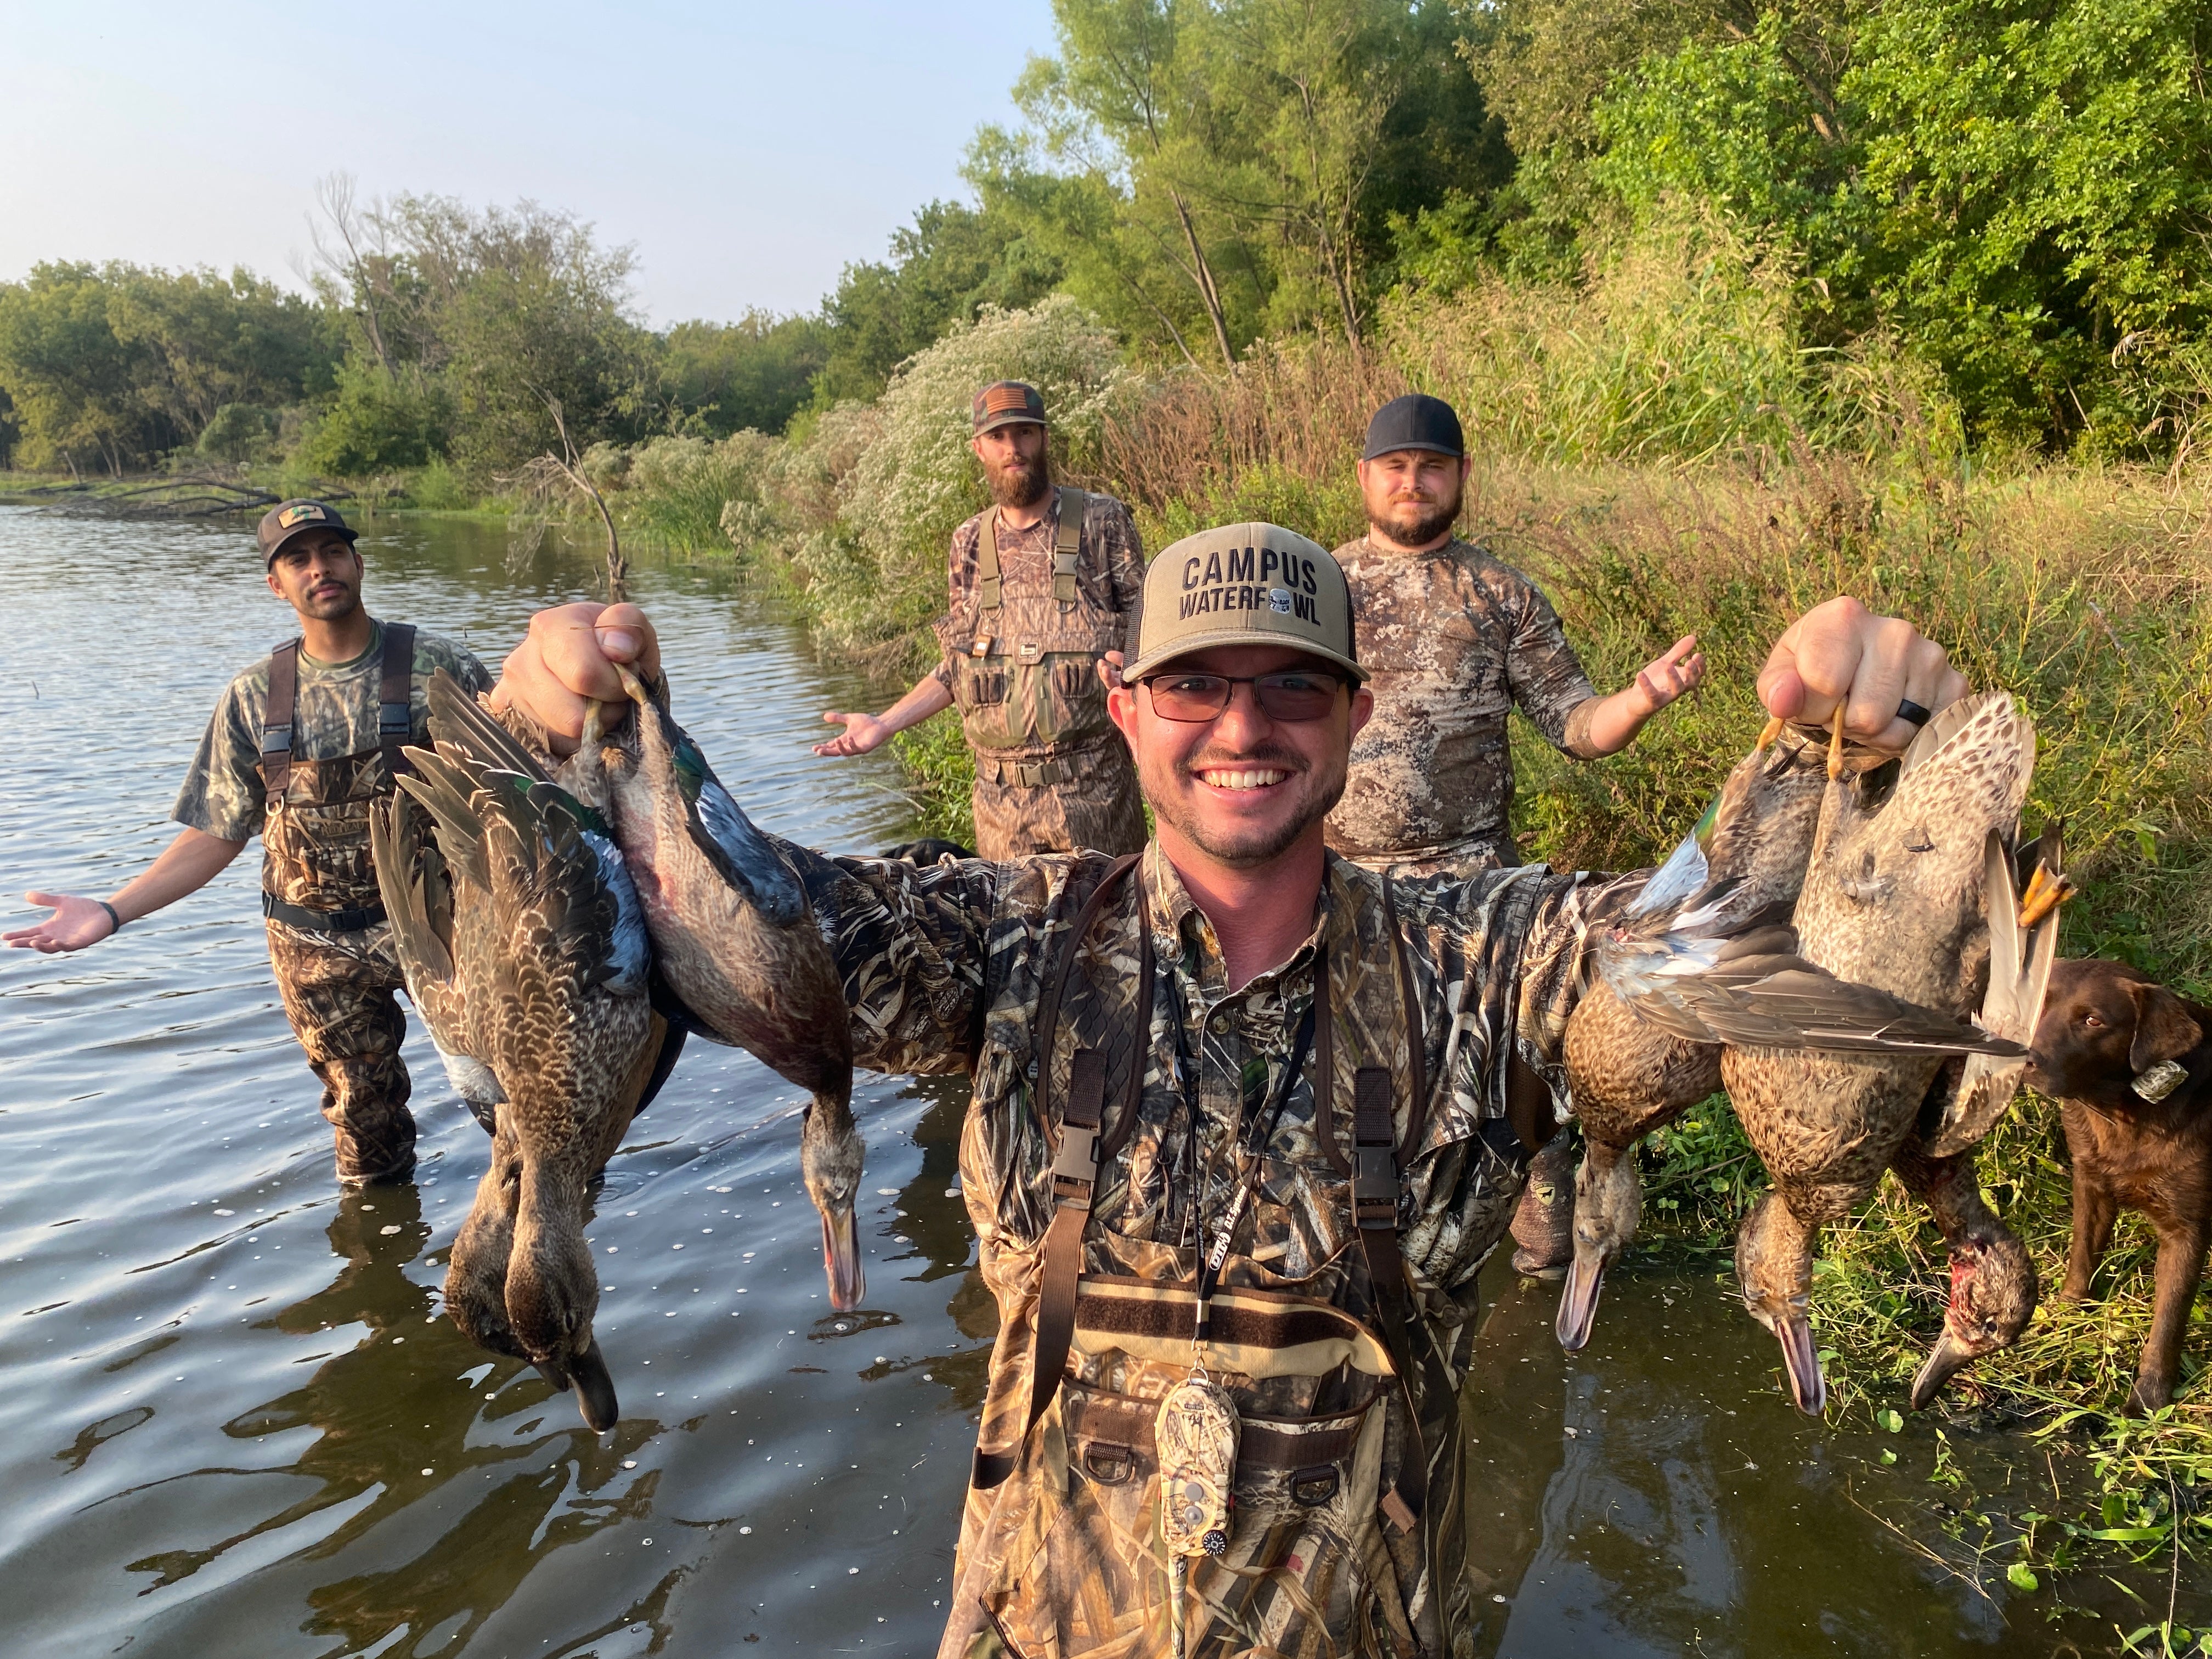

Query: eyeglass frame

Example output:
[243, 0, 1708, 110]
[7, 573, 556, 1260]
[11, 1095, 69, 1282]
[1133, 667, 1350, 724]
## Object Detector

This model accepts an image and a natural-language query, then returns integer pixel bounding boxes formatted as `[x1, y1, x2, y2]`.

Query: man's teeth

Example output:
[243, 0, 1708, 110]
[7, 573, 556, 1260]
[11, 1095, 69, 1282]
[1200, 769, 1287, 790]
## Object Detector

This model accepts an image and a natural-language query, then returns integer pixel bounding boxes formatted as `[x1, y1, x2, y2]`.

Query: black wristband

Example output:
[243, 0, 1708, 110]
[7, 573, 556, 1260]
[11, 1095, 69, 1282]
[97, 900, 123, 936]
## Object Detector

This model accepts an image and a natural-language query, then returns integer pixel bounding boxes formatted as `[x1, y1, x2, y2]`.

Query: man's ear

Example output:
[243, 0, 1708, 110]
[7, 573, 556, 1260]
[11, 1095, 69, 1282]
[265, 565, 282, 599]
[1348, 684, 1374, 740]
[2129, 981, 2204, 1072]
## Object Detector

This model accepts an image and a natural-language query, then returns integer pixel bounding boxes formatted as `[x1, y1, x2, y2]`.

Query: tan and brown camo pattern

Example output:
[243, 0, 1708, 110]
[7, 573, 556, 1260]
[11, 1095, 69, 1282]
[263, 919, 415, 1180]
[930, 491, 1147, 860]
[1327, 538, 1599, 868]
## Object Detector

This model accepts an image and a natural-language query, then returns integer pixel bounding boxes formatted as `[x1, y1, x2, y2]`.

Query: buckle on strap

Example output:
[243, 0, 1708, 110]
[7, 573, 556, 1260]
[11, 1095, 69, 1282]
[261, 725, 294, 754]
[1352, 1144, 1398, 1227]
[1052, 1120, 1098, 1202]
[379, 701, 411, 738]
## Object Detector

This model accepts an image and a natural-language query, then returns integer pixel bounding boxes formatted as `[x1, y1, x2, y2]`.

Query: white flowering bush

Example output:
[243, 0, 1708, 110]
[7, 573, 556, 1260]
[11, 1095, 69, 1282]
[799, 297, 1137, 656]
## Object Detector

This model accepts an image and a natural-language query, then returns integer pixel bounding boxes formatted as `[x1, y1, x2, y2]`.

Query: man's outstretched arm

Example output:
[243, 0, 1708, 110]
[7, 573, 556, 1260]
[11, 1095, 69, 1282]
[7, 827, 247, 952]
[813, 675, 955, 758]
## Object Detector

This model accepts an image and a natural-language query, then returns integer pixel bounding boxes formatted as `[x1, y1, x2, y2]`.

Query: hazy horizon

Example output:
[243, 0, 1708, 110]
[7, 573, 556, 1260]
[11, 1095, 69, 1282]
[0, 0, 1056, 324]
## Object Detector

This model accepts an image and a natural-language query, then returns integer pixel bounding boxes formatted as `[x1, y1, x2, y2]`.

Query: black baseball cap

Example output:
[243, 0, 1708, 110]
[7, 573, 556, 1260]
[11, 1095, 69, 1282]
[256, 499, 358, 566]
[972, 380, 1048, 436]
[1362, 394, 1464, 461]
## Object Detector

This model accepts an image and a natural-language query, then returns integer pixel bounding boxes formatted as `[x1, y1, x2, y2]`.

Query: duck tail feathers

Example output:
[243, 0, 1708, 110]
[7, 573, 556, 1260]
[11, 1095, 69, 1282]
[426, 668, 552, 785]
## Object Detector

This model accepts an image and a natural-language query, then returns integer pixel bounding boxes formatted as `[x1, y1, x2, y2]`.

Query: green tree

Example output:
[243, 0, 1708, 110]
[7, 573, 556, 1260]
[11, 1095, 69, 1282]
[812, 200, 1060, 403]
[659, 312, 828, 436]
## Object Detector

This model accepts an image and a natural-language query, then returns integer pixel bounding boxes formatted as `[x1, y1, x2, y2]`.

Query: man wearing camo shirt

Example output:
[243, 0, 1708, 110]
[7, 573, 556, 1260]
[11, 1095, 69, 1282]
[5, 501, 492, 1184]
[495, 555, 1964, 1658]
[1330, 395, 1707, 1275]
[813, 380, 1147, 861]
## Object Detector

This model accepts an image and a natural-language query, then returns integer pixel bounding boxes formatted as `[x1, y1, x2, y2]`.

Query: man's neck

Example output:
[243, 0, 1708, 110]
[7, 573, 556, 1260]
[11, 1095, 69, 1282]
[299, 607, 376, 664]
[995, 489, 1052, 534]
[1363, 522, 1454, 556]
[1156, 823, 1328, 993]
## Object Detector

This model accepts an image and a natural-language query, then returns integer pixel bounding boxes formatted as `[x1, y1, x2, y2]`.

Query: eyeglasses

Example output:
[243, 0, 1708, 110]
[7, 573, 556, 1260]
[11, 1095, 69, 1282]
[1138, 669, 1345, 723]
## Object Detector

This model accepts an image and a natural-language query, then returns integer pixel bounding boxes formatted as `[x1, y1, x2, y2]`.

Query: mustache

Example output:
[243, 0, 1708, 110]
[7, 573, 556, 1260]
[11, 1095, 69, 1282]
[1182, 742, 1308, 776]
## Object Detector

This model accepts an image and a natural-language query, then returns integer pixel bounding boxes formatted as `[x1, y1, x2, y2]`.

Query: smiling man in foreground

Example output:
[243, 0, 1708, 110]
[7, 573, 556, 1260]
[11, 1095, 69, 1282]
[492, 524, 1963, 1657]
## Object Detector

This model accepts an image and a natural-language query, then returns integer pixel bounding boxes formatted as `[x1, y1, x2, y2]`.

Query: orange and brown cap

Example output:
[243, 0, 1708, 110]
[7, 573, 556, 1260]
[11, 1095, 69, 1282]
[256, 498, 358, 566]
[972, 380, 1048, 436]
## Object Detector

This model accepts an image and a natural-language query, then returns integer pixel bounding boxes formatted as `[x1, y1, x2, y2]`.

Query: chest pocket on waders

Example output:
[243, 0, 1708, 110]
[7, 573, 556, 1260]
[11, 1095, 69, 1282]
[943, 488, 1119, 752]
[258, 623, 416, 914]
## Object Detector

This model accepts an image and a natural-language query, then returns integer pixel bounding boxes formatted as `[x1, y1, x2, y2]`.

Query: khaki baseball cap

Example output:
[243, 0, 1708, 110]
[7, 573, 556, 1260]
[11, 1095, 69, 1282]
[1124, 522, 1364, 684]
[256, 498, 358, 566]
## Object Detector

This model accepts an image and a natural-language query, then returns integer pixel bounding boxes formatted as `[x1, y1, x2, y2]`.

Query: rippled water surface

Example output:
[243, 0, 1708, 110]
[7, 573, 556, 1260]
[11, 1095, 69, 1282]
[0, 507, 2188, 1657]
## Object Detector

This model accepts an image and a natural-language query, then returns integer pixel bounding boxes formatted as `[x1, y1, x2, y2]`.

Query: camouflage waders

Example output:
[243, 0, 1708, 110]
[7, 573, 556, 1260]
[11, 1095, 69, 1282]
[1344, 840, 1573, 1280]
[938, 488, 1144, 861]
[259, 624, 420, 1182]
[940, 856, 1548, 1658]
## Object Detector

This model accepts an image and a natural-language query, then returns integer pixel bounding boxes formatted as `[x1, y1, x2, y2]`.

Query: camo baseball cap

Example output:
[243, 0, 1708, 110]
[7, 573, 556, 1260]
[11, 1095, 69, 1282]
[972, 380, 1048, 436]
[1124, 522, 1365, 684]
[256, 498, 358, 566]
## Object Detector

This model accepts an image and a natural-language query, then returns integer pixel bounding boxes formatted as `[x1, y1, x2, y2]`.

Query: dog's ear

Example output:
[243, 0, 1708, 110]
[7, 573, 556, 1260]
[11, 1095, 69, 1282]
[2128, 982, 2204, 1073]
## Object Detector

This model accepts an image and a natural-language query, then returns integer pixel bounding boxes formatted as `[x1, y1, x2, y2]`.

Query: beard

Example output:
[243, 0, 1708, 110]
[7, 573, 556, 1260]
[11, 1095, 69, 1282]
[1369, 478, 1462, 548]
[1141, 741, 1348, 870]
[986, 447, 1052, 510]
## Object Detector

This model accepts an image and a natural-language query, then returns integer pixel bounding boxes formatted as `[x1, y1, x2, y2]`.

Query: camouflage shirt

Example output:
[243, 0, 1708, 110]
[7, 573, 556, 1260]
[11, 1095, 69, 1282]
[173, 620, 494, 843]
[771, 834, 1609, 1652]
[926, 489, 1146, 689]
[1328, 537, 1600, 865]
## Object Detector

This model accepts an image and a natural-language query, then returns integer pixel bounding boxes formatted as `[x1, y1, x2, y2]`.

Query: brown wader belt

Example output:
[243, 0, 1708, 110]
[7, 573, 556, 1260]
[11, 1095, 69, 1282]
[972, 851, 1147, 1491]
[260, 622, 417, 811]
[977, 487, 1087, 611]
[972, 862, 1432, 1544]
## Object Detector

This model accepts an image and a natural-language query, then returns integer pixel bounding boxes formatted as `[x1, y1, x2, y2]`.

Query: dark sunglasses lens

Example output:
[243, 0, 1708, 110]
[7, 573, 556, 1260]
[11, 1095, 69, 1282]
[1147, 675, 1232, 720]
[1254, 674, 1340, 720]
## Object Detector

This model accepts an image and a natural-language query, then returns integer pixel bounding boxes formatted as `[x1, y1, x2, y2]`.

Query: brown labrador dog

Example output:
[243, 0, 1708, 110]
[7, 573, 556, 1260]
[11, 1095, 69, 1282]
[2025, 959, 2212, 1411]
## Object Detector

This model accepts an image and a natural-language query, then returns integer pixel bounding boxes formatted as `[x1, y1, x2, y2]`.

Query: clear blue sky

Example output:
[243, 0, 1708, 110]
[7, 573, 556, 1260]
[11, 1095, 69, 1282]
[0, 0, 1059, 324]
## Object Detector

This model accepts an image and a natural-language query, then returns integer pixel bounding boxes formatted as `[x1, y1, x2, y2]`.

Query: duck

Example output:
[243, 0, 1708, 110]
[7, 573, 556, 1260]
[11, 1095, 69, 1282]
[1556, 724, 1829, 1351]
[1719, 693, 2040, 1414]
[1891, 1138, 2039, 1409]
[588, 664, 866, 1312]
[371, 669, 661, 1431]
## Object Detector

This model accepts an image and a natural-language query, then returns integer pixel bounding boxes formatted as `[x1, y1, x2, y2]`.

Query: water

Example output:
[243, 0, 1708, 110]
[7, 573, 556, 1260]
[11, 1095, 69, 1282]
[0, 507, 2188, 1656]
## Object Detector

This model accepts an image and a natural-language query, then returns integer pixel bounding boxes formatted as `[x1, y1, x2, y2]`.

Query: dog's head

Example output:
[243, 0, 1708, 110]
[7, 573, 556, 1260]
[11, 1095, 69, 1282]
[2026, 958, 2206, 1108]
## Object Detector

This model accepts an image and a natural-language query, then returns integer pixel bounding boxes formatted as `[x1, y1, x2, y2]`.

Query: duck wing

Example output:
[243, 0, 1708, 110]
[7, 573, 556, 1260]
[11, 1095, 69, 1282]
[661, 713, 807, 928]
[1922, 824, 2064, 1156]
[371, 787, 454, 987]
[1607, 924, 2025, 1056]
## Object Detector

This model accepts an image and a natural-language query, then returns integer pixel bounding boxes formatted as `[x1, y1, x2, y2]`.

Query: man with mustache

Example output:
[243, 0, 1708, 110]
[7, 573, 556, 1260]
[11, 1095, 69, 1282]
[5, 500, 491, 1185]
[812, 379, 1146, 860]
[490, 534, 1959, 1657]
[1332, 396, 1706, 1276]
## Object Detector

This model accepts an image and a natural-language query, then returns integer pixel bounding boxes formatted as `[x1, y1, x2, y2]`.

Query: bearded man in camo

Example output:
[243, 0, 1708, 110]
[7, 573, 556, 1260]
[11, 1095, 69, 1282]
[814, 380, 1147, 861]
[5, 501, 491, 1184]
[493, 534, 1963, 1658]
[1329, 396, 1710, 1279]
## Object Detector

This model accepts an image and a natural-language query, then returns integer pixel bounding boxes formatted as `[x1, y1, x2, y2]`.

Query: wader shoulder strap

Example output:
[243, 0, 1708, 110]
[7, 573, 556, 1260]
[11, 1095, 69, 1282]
[973, 488, 1088, 615]
[978, 511, 1002, 613]
[1051, 486, 1086, 605]
[1347, 877, 1432, 1532]
[973, 852, 1147, 1492]
[377, 622, 417, 786]
[261, 639, 301, 811]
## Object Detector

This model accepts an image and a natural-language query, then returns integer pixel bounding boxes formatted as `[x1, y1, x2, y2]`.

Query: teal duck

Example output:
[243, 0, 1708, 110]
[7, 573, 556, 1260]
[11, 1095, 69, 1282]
[591, 665, 866, 1312]
[1720, 694, 2043, 1414]
[1556, 726, 1829, 1350]
[371, 670, 660, 1430]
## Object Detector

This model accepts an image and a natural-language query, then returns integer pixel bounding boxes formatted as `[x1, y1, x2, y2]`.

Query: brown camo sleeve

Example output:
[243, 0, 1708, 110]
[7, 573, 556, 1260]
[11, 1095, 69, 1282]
[1498, 566, 1600, 755]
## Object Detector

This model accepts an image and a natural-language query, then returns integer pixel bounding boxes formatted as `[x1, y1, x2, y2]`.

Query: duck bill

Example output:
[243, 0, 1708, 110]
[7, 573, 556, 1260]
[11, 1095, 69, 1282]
[1909, 1329, 1976, 1412]
[821, 1205, 866, 1312]
[1555, 1254, 1607, 1353]
[568, 1338, 621, 1432]
[1774, 1314, 1827, 1415]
